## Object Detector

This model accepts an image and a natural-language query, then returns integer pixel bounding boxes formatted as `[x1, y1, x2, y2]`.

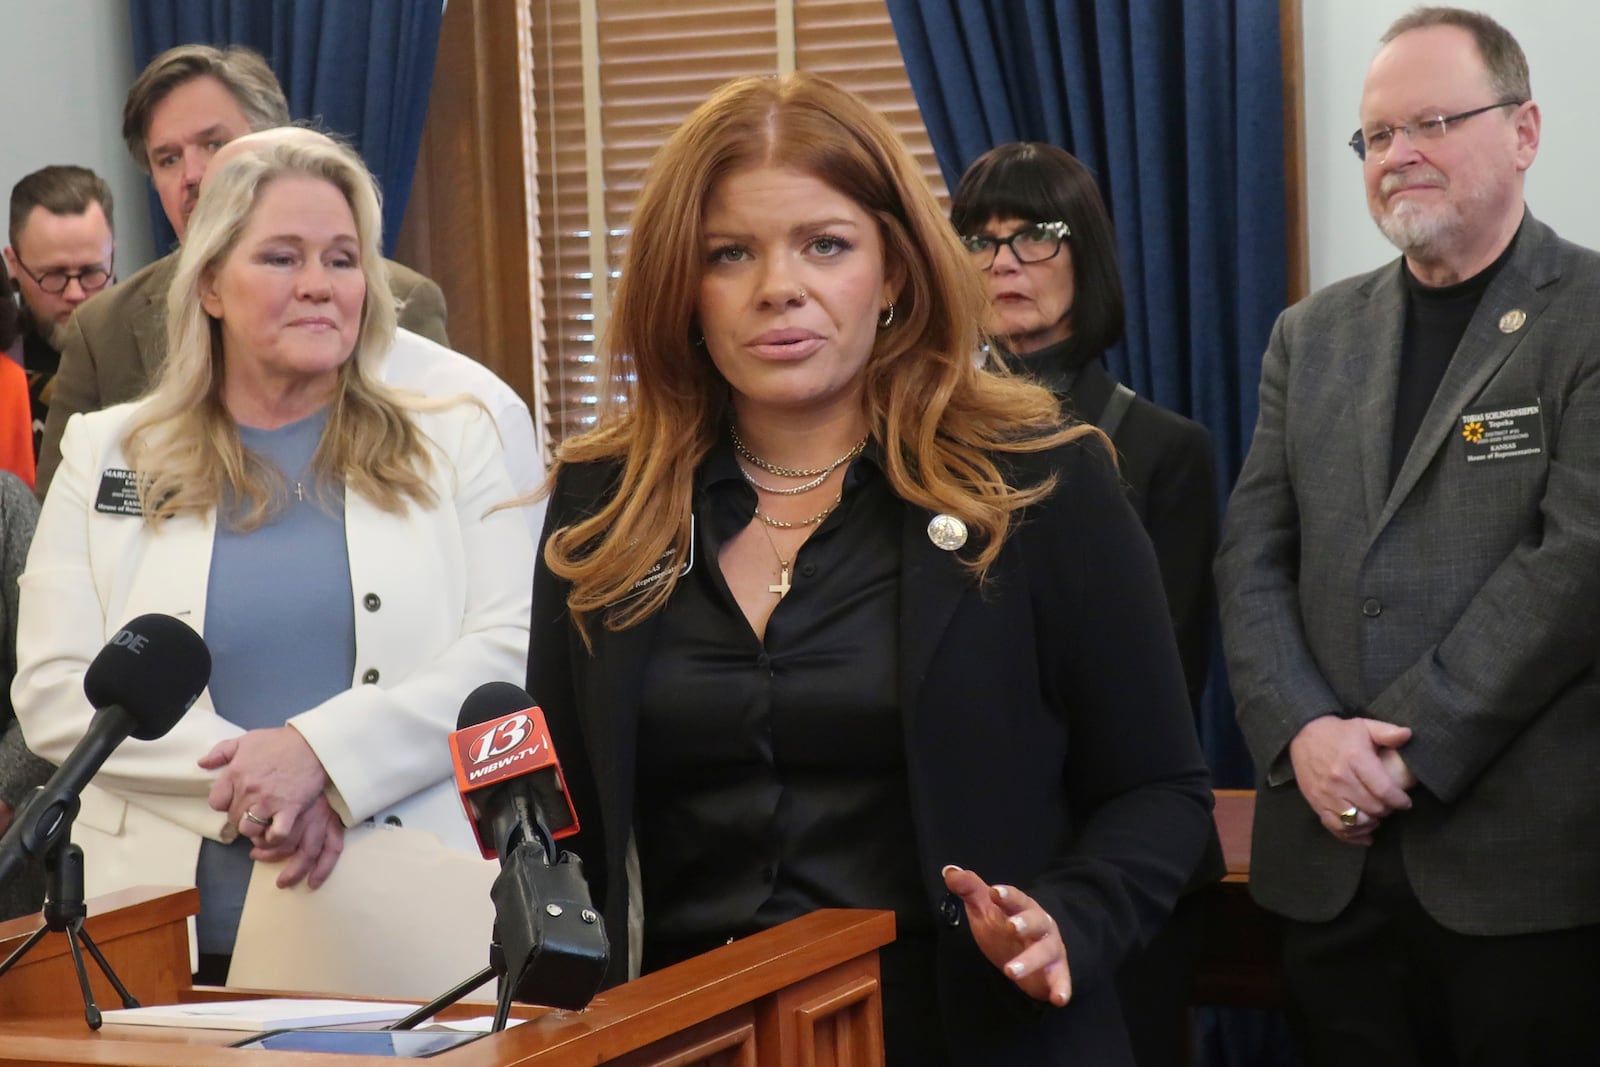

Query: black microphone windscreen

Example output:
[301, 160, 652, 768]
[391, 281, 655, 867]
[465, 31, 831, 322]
[458, 681, 536, 730]
[82, 614, 211, 741]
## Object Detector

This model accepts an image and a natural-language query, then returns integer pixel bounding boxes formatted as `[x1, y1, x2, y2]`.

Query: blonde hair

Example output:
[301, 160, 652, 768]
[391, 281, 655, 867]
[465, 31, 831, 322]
[125, 138, 436, 527]
[547, 72, 1094, 639]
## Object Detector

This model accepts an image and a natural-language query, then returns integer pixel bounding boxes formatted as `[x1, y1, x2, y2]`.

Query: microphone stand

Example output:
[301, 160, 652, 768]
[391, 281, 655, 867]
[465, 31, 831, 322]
[387, 802, 556, 1035]
[384, 941, 515, 1033]
[0, 838, 139, 1029]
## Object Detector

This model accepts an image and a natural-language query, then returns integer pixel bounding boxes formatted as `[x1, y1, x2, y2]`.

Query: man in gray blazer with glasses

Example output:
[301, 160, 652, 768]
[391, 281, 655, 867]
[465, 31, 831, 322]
[1218, 7, 1600, 1064]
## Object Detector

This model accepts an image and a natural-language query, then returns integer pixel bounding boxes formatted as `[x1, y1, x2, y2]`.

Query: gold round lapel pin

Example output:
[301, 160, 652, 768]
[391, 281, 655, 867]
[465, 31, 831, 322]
[1499, 308, 1527, 334]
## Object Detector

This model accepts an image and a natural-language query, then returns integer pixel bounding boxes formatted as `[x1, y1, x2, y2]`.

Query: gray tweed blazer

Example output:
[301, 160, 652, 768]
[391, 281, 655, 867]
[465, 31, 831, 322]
[1218, 212, 1600, 935]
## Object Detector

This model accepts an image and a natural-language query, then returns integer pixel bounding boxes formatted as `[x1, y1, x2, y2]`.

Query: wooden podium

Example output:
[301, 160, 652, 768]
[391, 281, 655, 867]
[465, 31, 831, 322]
[0, 889, 894, 1066]
[1190, 789, 1283, 1007]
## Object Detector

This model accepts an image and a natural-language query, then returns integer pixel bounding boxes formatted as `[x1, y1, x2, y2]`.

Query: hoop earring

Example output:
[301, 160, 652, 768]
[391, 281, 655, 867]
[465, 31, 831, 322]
[878, 301, 895, 330]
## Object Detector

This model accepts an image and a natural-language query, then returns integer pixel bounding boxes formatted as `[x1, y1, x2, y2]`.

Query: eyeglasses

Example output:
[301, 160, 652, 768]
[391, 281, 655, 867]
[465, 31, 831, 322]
[960, 221, 1070, 269]
[1348, 100, 1523, 162]
[11, 252, 114, 295]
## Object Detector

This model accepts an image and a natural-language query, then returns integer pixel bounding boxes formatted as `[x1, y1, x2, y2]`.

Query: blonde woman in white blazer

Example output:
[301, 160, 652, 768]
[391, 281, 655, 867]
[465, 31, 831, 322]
[11, 135, 532, 981]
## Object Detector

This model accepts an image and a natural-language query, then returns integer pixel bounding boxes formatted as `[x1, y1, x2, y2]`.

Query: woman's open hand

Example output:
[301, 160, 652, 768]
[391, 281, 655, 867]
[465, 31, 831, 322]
[942, 864, 1072, 1007]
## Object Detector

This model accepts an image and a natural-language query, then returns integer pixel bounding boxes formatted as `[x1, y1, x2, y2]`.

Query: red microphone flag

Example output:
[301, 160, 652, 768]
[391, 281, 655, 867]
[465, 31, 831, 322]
[448, 703, 581, 860]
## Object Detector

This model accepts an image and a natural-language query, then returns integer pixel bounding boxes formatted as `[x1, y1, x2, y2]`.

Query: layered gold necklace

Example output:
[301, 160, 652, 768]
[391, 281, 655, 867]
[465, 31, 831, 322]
[731, 425, 868, 595]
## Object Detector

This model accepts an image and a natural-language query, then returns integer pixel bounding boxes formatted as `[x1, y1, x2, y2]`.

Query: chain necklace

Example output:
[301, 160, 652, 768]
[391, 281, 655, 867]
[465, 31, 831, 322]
[754, 489, 842, 529]
[731, 424, 868, 478]
[755, 520, 792, 598]
[738, 465, 831, 496]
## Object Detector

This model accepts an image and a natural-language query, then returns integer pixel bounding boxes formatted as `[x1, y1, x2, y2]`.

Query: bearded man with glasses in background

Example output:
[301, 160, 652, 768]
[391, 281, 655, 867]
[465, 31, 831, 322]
[4, 165, 116, 460]
[1218, 7, 1600, 1063]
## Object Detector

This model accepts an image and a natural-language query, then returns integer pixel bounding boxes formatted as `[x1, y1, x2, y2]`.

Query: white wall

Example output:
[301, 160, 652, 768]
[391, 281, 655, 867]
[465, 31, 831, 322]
[0, 0, 154, 273]
[1303, 1, 1598, 291]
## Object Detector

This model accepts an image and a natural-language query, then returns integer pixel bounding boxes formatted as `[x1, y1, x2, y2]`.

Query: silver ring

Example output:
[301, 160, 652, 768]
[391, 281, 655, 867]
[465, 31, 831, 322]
[1338, 806, 1360, 828]
[243, 810, 271, 827]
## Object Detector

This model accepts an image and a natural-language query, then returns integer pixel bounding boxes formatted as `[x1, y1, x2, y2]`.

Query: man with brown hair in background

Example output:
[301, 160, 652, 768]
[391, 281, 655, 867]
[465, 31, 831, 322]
[4, 165, 116, 456]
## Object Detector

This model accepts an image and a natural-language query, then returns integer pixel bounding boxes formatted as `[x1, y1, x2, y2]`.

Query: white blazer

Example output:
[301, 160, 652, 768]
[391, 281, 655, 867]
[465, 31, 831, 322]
[378, 329, 547, 537]
[13, 399, 533, 900]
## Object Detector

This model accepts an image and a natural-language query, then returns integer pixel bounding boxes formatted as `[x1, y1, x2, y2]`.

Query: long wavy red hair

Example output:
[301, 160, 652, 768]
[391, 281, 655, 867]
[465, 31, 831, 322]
[546, 72, 1092, 639]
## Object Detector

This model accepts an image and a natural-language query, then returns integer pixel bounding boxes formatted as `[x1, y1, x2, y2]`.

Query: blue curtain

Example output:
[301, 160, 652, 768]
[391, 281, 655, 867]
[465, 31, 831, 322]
[888, 0, 1287, 792]
[128, 0, 443, 256]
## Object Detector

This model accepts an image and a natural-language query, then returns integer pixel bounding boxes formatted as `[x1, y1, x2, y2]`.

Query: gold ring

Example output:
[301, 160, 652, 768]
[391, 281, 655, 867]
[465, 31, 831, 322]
[244, 810, 270, 827]
[1338, 806, 1360, 828]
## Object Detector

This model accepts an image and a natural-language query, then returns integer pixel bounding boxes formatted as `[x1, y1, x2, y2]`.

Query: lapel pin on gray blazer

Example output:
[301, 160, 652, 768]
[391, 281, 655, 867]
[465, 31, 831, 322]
[1217, 8, 1600, 1060]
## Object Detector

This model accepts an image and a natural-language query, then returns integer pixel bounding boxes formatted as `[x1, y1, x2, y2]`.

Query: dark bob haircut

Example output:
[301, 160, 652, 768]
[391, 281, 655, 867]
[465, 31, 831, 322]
[950, 142, 1125, 353]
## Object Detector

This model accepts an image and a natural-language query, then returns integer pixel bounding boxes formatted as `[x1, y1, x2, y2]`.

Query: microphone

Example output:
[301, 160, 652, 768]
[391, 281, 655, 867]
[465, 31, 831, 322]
[0, 614, 211, 883]
[449, 681, 580, 863]
[449, 683, 606, 1012]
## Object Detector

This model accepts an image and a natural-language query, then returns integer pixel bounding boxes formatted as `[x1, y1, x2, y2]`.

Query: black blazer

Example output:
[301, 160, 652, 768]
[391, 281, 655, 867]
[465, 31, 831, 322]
[528, 440, 1213, 1066]
[1005, 340, 1218, 711]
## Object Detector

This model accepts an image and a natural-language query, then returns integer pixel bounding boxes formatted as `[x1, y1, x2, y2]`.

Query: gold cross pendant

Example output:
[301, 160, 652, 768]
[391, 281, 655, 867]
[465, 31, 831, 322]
[769, 560, 791, 598]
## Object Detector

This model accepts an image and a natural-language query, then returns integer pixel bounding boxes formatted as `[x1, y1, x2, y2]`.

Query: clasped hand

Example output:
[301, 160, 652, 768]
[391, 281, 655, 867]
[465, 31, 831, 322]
[1288, 714, 1416, 843]
[200, 726, 344, 889]
[943, 865, 1071, 1007]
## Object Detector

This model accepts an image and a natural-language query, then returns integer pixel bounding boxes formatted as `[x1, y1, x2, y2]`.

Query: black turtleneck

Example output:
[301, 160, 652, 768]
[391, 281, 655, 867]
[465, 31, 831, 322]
[997, 335, 1099, 411]
[22, 325, 59, 459]
[1391, 227, 1521, 484]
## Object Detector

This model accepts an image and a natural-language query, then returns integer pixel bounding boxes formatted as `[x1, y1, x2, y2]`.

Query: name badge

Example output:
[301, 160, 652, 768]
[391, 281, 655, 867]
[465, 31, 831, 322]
[614, 516, 696, 604]
[1460, 400, 1544, 463]
[94, 468, 145, 516]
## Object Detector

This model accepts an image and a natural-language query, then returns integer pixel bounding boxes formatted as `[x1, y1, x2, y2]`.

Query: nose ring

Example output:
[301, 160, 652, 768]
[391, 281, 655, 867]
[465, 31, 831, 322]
[796, 287, 808, 302]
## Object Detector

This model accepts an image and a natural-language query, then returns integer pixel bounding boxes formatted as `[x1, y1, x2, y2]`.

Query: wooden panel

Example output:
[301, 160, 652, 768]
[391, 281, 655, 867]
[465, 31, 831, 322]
[394, 0, 537, 408]
[757, 955, 884, 1067]
[0, 886, 198, 1020]
[0, 908, 894, 1067]
[792, 975, 881, 1067]
[1213, 788, 1255, 883]
[611, 1009, 758, 1067]
[1190, 790, 1284, 1008]
[1281, 0, 1309, 304]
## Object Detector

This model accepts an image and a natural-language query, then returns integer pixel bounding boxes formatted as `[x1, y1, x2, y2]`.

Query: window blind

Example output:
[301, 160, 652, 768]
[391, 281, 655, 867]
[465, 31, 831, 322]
[529, 0, 945, 453]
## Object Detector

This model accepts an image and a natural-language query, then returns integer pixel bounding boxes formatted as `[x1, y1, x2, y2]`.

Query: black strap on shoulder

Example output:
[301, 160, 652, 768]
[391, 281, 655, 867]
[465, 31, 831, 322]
[1097, 382, 1136, 442]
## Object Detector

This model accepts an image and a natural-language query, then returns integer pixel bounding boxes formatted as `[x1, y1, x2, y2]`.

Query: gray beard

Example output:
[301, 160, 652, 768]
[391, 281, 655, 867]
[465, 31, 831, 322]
[1375, 199, 1454, 257]
[45, 316, 72, 351]
[15, 302, 65, 352]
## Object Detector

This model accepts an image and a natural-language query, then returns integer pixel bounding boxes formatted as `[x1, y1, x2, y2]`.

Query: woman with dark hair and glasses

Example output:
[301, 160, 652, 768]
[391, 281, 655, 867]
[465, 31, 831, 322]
[952, 142, 1217, 712]
[952, 142, 1223, 1067]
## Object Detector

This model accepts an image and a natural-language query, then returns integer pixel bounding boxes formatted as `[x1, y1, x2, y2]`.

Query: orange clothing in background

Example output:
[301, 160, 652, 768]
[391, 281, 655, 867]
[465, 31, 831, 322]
[0, 358, 35, 489]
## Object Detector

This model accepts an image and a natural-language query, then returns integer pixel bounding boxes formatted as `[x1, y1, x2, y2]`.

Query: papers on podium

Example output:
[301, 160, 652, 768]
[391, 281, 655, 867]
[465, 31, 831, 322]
[100, 998, 414, 1031]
